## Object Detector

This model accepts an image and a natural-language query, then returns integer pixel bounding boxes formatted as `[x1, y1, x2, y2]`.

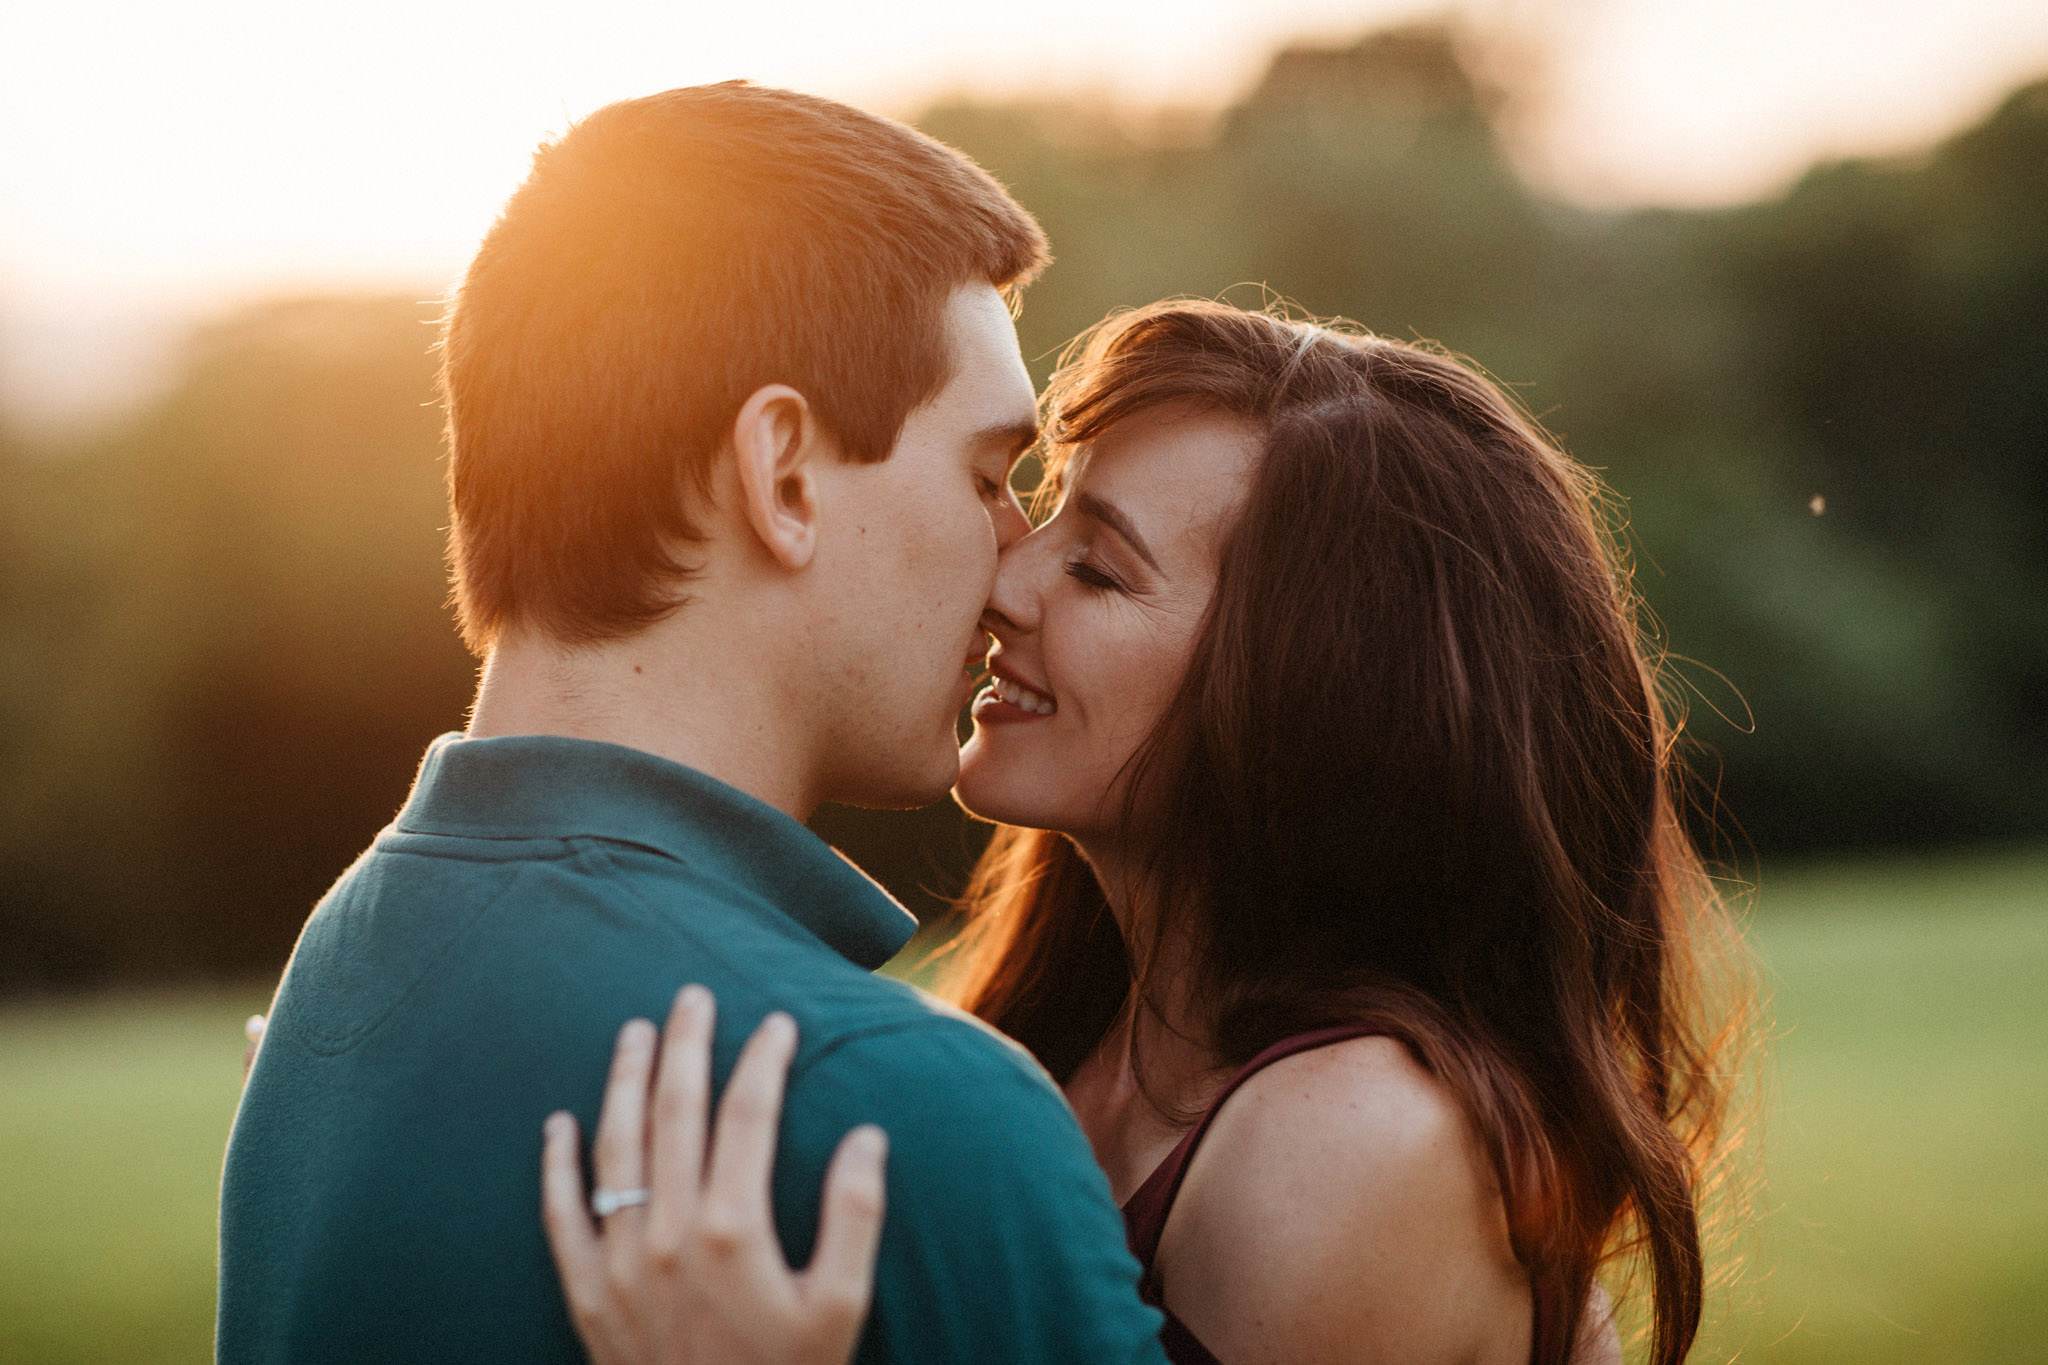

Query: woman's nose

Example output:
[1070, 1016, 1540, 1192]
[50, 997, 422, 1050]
[981, 526, 1048, 634]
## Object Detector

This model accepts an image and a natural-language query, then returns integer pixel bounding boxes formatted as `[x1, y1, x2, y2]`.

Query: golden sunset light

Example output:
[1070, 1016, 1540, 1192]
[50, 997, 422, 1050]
[3, 0, 2046, 424]
[3, 3, 2045, 1361]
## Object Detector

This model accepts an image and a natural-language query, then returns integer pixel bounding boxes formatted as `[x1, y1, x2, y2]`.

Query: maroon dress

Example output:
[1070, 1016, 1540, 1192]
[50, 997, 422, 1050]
[1119, 1026, 1386, 1365]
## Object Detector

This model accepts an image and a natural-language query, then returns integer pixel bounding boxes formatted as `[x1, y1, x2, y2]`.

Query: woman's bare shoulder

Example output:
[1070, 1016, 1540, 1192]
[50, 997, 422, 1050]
[1225, 1034, 1462, 1158]
[1157, 1035, 1530, 1365]
[1185, 1036, 1508, 1264]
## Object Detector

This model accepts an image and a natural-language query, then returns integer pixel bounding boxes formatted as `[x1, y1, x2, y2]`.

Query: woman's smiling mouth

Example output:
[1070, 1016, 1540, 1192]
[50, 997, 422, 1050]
[973, 670, 1058, 721]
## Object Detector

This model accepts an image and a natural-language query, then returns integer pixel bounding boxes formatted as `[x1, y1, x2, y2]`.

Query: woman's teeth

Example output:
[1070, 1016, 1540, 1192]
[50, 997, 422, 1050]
[994, 677, 1057, 715]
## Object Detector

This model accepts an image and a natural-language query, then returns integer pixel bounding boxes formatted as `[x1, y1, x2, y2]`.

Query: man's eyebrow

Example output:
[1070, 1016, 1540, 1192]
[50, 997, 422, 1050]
[974, 419, 1042, 462]
[1072, 490, 1160, 572]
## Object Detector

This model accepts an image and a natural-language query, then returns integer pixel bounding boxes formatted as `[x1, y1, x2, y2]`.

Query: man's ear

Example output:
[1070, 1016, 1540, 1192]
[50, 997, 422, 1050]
[729, 383, 822, 571]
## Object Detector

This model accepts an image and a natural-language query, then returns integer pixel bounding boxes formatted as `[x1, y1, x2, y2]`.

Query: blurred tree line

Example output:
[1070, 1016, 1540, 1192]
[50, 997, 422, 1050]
[3, 28, 2043, 992]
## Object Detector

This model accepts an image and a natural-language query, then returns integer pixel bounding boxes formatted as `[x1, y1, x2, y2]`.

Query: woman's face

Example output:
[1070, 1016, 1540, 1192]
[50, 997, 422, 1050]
[955, 405, 1262, 847]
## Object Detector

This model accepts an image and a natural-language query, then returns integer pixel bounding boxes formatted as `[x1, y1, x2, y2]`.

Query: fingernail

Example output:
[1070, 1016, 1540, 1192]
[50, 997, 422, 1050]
[764, 1012, 797, 1046]
[678, 983, 711, 1015]
[848, 1125, 887, 1166]
[244, 1014, 266, 1042]
[621, 1018, 656, 1050]
[544, 1111, 573, 1138]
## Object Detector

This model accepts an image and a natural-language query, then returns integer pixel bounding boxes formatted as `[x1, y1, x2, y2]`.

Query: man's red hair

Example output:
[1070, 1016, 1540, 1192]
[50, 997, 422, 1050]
[440, 82, 1048, 652]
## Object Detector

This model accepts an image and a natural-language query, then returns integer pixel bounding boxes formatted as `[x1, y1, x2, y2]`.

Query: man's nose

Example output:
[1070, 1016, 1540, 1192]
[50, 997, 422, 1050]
[991, 497, 1031, 551]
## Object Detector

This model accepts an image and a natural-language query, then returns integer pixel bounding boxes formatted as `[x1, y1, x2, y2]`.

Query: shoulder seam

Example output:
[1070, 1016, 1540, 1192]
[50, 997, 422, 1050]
[294, 859, 545, 1057]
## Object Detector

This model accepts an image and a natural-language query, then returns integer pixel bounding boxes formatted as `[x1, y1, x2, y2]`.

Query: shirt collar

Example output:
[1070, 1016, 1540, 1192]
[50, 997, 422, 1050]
[393, 733, 916, 971]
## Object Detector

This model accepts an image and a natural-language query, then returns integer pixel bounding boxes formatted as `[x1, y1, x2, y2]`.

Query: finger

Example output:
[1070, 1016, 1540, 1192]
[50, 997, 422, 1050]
[701, 1012, 798, 1250]
[242, 1015, 266, 1083]
[591, 1017, 658, 1214]
[802, 1124, 887, 1323]
[539, 1112, 606, 1320]
[646, 984, 715, 1240]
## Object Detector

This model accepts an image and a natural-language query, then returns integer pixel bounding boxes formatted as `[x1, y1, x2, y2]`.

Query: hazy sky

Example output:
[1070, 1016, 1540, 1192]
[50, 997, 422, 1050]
[4, 0, 2047, 424]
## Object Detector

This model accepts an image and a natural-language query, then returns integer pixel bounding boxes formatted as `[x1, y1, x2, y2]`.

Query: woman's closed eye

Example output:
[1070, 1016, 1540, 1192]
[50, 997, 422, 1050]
[1064, 558, 1124, 592]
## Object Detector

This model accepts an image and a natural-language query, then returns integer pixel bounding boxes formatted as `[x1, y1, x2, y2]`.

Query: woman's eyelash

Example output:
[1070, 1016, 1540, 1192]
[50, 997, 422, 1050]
[1065, 560, 1121, 592]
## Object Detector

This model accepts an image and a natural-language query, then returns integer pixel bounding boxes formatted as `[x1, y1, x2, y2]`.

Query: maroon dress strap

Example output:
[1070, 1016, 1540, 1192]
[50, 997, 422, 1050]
[1121, 1025, 1386, 1365]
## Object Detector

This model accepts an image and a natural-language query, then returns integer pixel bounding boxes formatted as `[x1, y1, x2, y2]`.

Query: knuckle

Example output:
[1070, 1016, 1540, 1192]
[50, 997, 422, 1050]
[838, 1184, 883, 1221]
[601, 1259, 639, 1300]
[721, 1090, 767, 1125]
[643, 1233, 683, 1274]
[654, 1086, 688, 1124]
[564, 1280, 607, 1322]
[607, 1045, 643, 1087]
[812, 1283, 866, 1322]
[594, 1128, 635, 1169]
[695, 1214, 746, 1259]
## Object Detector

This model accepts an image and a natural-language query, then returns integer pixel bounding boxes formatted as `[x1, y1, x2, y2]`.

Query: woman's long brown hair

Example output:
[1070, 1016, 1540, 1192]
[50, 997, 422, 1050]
[938, 301, 1755, 1365]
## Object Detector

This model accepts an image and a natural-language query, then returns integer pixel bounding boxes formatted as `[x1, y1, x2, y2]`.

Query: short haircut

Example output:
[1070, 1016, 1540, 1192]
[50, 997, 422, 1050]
[440, 82, 1049, 651]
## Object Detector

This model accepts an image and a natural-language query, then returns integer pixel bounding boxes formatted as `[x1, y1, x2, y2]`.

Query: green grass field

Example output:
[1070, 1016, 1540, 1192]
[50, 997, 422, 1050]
[1694, 849, 2048, 1365]
[1, 848, 2042, 1363]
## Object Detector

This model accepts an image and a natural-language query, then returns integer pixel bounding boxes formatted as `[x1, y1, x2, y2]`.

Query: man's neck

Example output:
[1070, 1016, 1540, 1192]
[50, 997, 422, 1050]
[466, 619, 822, 820]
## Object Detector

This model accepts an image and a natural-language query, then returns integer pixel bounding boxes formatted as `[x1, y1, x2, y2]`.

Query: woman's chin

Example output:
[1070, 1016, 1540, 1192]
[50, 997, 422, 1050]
[949, 757, 1007, 825]
[954, 726, 1111, 837]
[951, 741, 1038, 829]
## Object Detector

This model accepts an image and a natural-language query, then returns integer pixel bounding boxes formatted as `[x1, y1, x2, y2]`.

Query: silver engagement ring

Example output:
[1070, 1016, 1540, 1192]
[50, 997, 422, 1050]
[591, 1187, 650, 1217]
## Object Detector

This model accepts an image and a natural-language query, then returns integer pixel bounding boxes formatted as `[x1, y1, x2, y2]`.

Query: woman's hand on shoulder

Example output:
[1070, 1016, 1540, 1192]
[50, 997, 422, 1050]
[541, 986, 889, 1365]
[1159, 1035, 1529, 1365]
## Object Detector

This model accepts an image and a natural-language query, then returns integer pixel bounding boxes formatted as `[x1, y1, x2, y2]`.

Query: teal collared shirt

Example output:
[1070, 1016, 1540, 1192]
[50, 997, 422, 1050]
[219, 734, 1165, 1364]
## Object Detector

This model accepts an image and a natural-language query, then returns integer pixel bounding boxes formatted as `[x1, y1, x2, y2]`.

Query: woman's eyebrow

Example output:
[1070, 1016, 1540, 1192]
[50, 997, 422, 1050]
[1072, 490, 1160, 571]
